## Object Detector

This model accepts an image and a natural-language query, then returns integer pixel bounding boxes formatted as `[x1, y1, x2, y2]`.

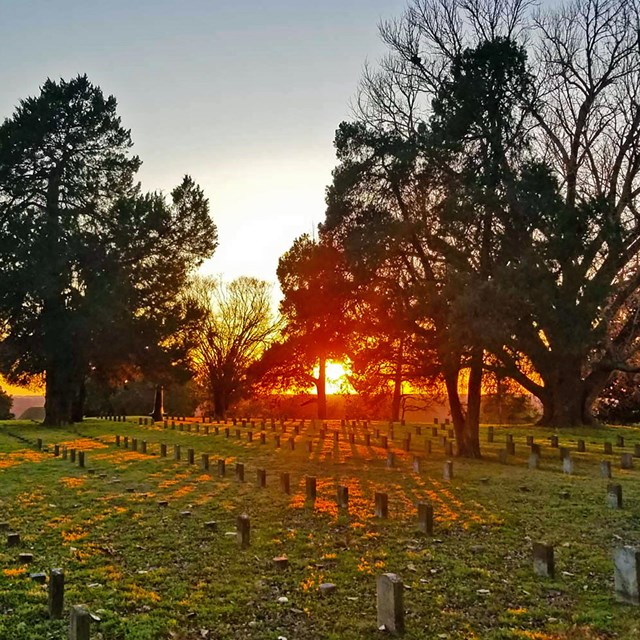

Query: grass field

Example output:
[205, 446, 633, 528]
[0, 417, 639, 639]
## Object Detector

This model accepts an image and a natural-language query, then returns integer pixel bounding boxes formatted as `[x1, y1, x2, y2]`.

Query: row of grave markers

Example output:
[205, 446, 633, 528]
[109, 415, 640, 462]
[120, 418, 640, 485]
[126, 414, 640, 469]
[32, 426, 640, 519]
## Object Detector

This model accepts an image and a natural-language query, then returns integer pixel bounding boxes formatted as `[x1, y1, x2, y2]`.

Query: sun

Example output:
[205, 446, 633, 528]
[325, 361, 354, 394]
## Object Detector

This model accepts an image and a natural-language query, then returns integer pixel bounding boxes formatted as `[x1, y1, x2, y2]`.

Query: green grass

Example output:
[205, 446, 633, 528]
[1, 418, 639, 639]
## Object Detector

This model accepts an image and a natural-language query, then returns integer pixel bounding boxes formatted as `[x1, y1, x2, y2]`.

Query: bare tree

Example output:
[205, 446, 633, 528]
[189, 276, 279, 418]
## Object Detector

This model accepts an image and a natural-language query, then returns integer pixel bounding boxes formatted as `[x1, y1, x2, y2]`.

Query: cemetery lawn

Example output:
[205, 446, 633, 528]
[1, 419, 639, 640]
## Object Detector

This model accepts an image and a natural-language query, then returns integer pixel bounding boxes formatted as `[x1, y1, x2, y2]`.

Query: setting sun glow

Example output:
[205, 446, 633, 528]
[317, 361, 354, 395]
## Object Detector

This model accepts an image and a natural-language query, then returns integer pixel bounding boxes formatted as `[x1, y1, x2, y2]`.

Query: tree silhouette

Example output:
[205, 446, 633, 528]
[329, 0, 640, 430]
[0, 76, 218, 424]
[269, 235, 353, 419]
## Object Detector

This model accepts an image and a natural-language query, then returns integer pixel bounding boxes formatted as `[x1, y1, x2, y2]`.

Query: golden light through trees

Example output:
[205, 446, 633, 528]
[312, 361, 354, 395]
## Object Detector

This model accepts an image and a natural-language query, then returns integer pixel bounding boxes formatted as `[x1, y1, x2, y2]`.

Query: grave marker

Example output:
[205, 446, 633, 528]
[443, 460, 453, 480]
[614, 546, 640, 605]
[375, 492, 388, 518]
[237, 514, 250, 548]
[600, 460, 612, 478]
[306, 476, 317, 502]
[48, 568, 64, 619]
[376, 573, 404, 633]
[607, 483, 623, 509]
[417, 502, 433, 535]
[337, 485, 349, 509]
[69, 604, 91, 640]
[280, 472, 290, 494]
[532, 543, 555, 578]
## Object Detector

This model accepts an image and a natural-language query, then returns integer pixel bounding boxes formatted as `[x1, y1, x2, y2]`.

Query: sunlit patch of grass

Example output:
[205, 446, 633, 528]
[59, 438, 108, 450]
[61, 527, 88, 543]
[167, 484, 195, 499]
[125, 583, 162, 604]
[91, 450, 149, 464]
[59, 476, 85, 488]
[0, 449, 48, 469]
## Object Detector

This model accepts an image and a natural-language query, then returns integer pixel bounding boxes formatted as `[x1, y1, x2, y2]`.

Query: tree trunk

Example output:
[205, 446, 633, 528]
[390, 338, 404, 422]
[43, 364, 74, 426]
[213, 388, 225, 419]
[70, 378, 86, 423]
[443, 364, 482, 459]
[443, 368, 466, 450]
[464, 347, 483, 458]
[316, 355, 327, 420]
[536, 360, 603, 427]
[151, 385, 165, 421]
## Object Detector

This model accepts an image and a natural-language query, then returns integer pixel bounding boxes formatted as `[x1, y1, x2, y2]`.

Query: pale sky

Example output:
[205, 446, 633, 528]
[0, 0, 405, 291]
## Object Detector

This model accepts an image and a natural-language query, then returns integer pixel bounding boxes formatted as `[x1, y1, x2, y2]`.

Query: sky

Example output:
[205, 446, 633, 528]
[0, 0, 405, 289]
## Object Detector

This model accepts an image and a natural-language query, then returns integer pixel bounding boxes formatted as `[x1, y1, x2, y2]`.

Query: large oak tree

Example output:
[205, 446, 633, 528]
[327, 0, 640, 432]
